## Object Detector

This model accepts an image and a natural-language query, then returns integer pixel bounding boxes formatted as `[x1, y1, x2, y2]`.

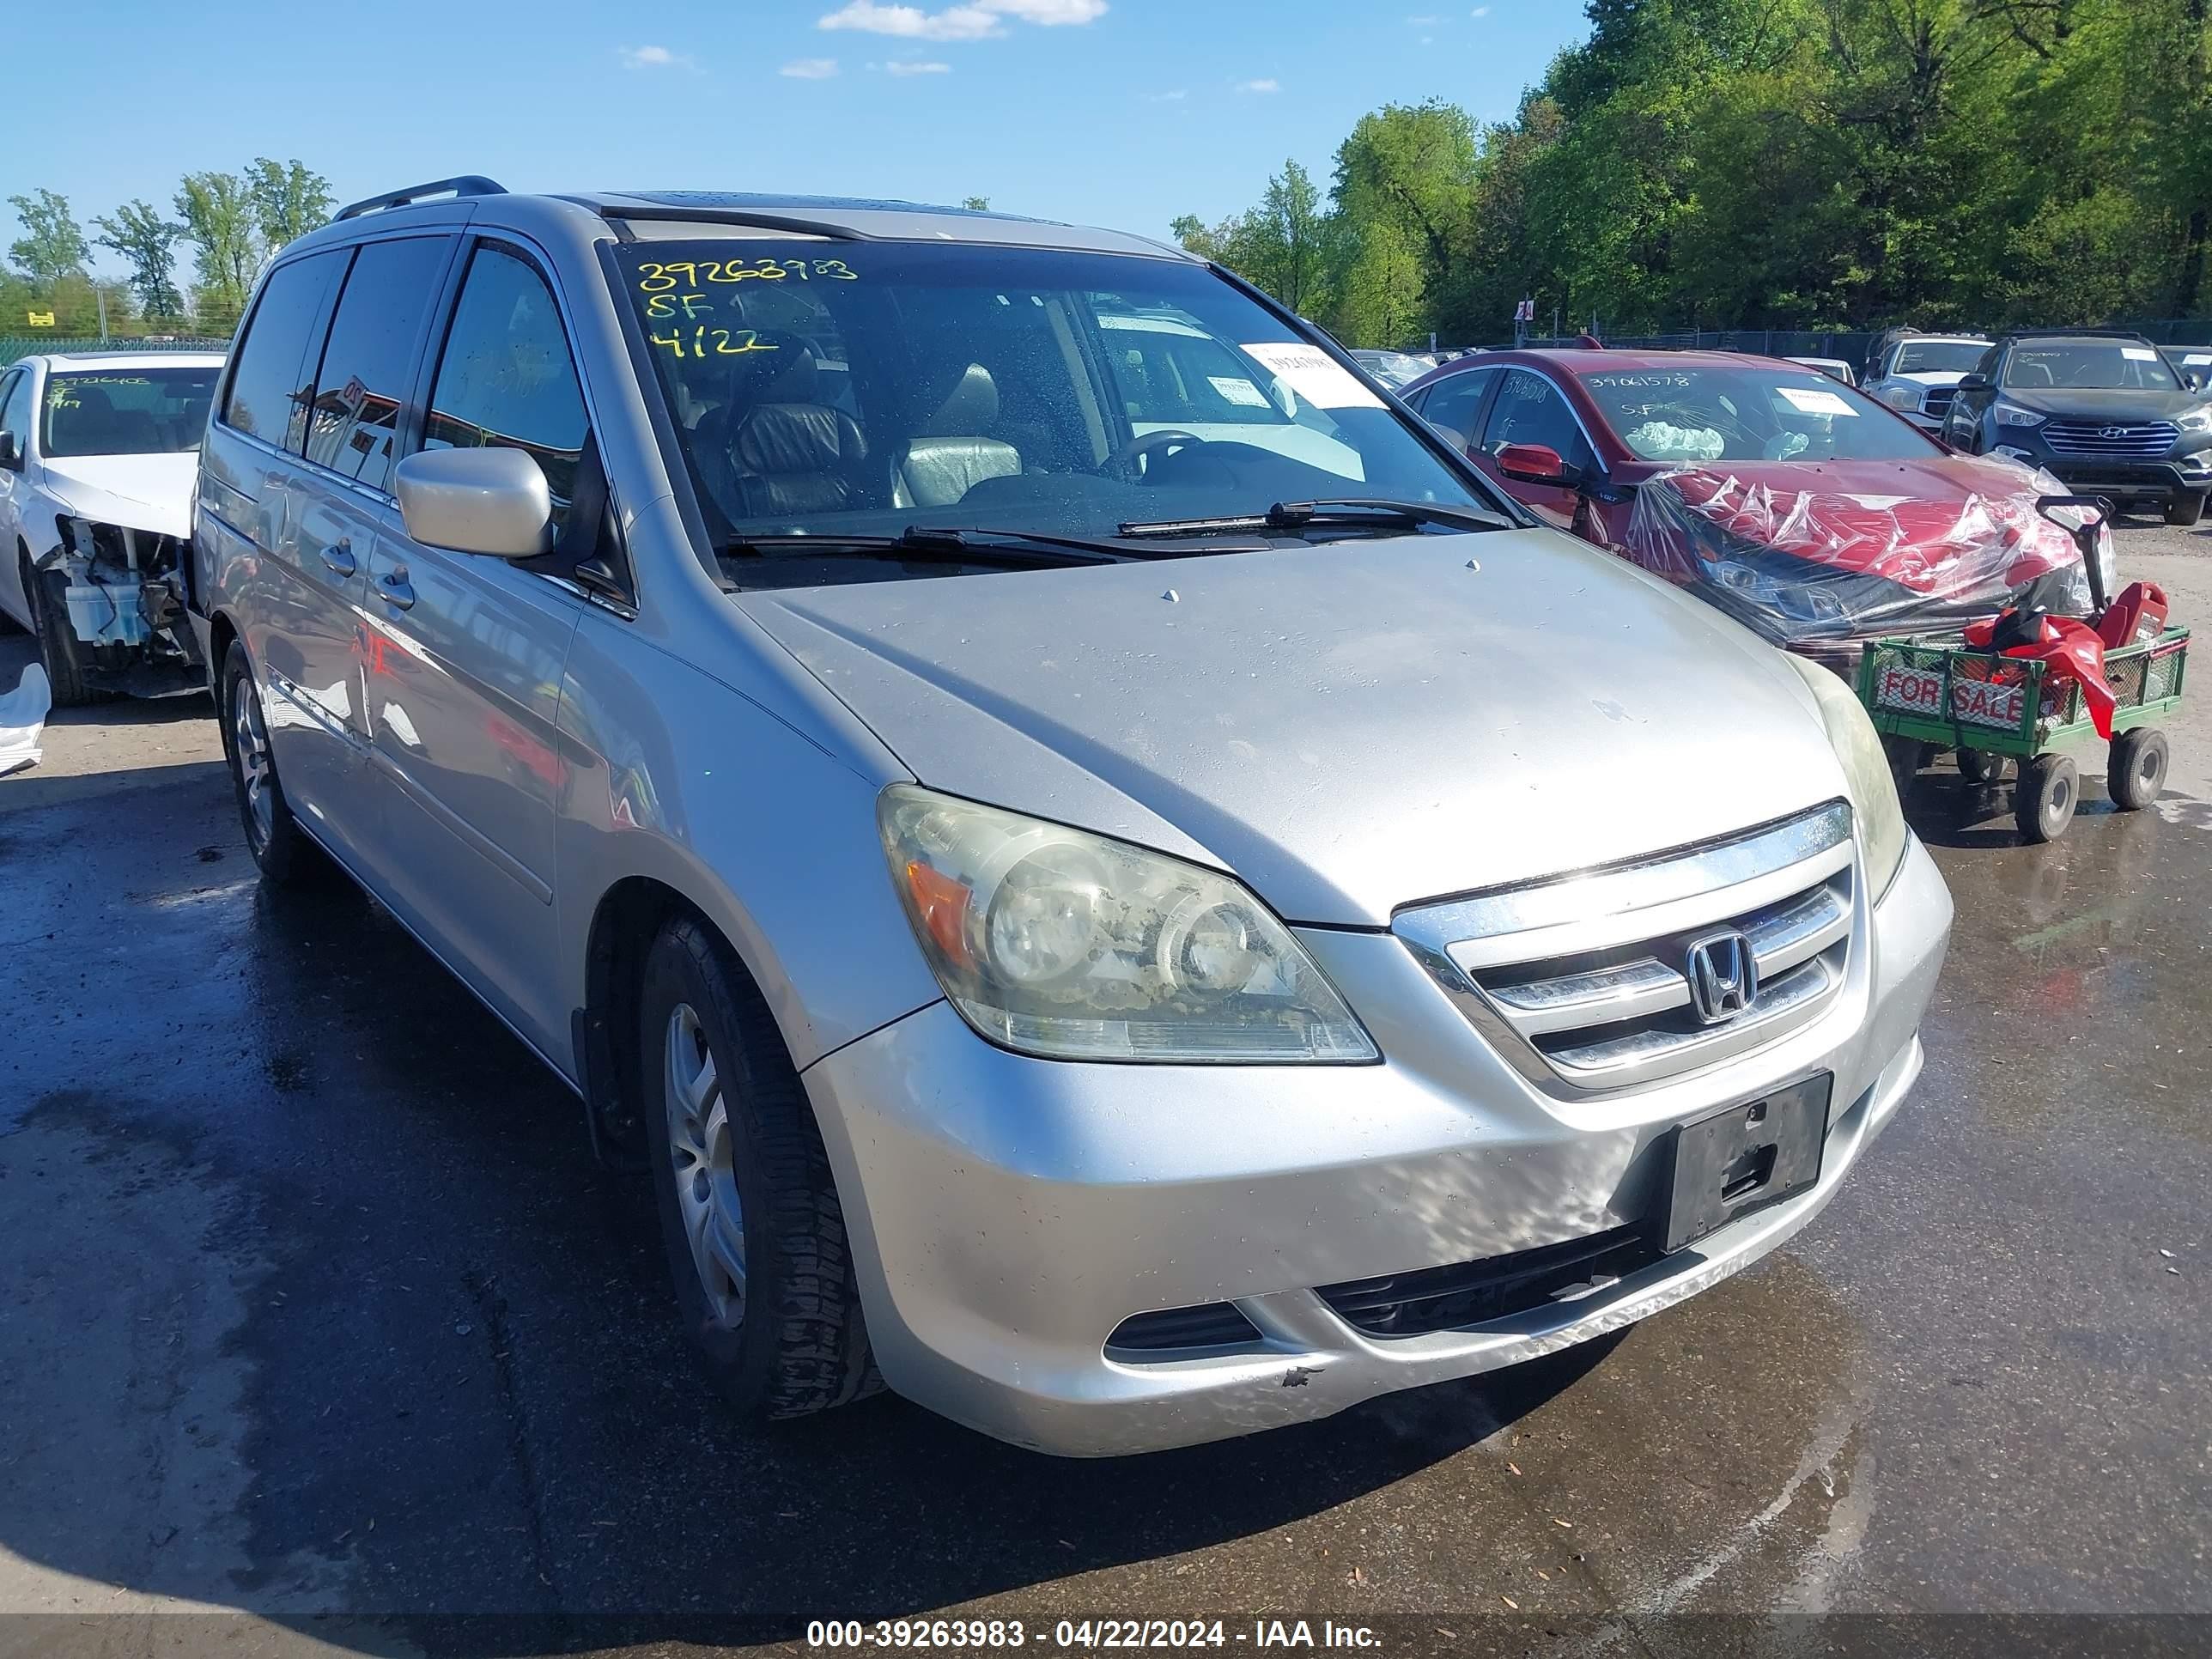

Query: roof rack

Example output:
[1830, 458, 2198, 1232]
[586, 199, 870, 241]
[2002, 326, 2152, 341]
[334, 175, 507, 222]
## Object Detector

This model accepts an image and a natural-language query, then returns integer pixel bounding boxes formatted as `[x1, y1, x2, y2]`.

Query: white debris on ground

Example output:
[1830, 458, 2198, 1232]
[0, 662, 52, 776]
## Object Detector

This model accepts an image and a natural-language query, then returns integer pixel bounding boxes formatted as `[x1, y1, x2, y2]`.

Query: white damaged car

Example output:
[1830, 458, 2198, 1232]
[0, 352, 224, 703]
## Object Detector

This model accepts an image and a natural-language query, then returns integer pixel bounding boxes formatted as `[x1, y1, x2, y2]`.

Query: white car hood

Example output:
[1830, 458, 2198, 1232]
[39, 453, 198, 539]
[1898, 371, 1969, 388]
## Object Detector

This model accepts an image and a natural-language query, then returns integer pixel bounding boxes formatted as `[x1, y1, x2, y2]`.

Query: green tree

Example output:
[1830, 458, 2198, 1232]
[245, 158, 335, 252]
[94, 200, 185, 319]
[961, 195, 992, 211]
[6, 189, 90, 288]
[174, 171, 258, 326]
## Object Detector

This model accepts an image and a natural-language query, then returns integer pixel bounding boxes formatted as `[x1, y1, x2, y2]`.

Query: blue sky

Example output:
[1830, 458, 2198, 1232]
[8, 0, 1590, 271]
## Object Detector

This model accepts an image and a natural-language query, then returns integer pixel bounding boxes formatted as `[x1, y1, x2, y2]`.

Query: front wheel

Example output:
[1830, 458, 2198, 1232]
[2107, 727, 2168, 811]
[2165, 493, 2206, 528]
[2014, 752, 2079, 843]
[26, 562, 98, 708]
[638, 916, 882, 1422]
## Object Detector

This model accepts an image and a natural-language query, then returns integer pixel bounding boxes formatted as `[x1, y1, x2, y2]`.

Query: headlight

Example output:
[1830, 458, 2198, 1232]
[2179, 405, 2211, 435]
[1995, 400, 2046, 428]
[1781, 655, 1909, 900]
[878, 786, 1378, 1063]
[1876, 385, 1923, 412]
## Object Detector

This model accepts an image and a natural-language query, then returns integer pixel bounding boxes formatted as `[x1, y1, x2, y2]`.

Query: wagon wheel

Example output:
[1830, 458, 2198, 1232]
[1957, 748, 2009, 786]
[2107, 728, 2168, 812]
[2014, 753, 2079, 843]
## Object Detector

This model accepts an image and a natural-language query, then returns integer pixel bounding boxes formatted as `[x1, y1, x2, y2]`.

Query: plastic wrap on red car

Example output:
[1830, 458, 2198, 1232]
[1620, 465, 2101, 650]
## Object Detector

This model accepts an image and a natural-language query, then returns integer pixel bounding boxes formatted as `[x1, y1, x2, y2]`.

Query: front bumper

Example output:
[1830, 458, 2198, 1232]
[2029, 453, 2211, 502]
[804, 836, 1952, 1456]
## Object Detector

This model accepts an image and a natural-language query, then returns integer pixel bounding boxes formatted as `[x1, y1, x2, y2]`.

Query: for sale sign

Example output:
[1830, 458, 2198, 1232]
[1874, 663, 1945, 716]
[1949, 676, 2025, 729]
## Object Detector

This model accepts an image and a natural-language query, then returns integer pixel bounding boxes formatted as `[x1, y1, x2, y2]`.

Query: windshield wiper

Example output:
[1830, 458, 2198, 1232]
[724, 526, 1135, 568]
[1117, 498, 1516, 539]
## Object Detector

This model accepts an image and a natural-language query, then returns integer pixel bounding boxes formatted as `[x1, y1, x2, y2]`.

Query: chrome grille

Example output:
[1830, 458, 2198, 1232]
[1921, 386, 1957, 421]
[1395, 803, 1856, 1093]
[2041, 420, 2179, 459]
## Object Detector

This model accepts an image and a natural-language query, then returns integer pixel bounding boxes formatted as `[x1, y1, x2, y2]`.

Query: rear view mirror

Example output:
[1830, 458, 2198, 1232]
[1496, 441, 1580, 488]
[394, 447, 554, 559]
[0, 431, 20, 471]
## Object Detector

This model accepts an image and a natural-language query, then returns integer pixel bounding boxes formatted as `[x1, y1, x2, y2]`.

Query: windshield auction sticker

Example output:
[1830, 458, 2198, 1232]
[1776, 385, 1859, 417]
[1238, 343, 1383, 410]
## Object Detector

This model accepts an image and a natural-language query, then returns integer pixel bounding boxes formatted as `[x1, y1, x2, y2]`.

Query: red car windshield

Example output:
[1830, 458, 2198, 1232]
[1577, 366, 1941, 465]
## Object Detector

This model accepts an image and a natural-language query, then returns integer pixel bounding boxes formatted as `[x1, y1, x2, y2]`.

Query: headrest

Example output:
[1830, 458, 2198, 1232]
[731, 404, 860, 477]
[915, 362, 1000, 437]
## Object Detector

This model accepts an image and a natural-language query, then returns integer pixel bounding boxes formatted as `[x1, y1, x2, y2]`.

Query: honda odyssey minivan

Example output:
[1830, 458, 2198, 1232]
[191, 178, 1951, 1455]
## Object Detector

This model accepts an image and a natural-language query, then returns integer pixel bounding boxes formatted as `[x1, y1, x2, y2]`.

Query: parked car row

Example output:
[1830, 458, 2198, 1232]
[3, 181, 1954, 1458]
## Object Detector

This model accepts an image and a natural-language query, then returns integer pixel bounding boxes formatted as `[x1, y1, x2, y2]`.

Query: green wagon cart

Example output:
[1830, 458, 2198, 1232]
[1853, 496, 2190, 844]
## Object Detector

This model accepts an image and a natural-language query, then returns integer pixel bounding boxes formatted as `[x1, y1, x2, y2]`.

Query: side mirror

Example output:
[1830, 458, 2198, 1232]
[1958, 373, 1990, 391]
[1496, 441, 1580, 488]
[0, 431, 20, 471]
[393, 447, 554, 558]
[2185, 368, 2208, 394]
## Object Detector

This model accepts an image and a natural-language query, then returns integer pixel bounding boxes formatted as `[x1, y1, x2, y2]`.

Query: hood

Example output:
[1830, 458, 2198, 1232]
[1897, 370, 1968, 388]
[1999, 386, 2200, 423]
[736, 532, 1844, 927]
[38, 453, 198, 539]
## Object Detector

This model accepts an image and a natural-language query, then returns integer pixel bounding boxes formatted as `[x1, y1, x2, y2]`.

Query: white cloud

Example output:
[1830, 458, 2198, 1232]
[781, 56, 842, 76]
[886, 58, 952, 72]
[1406, 12, 1442, 23]
[1142, 88, 1188, 102]
[619, 44, 695, 70]
[818, 0, 1104, 40]
[1235, 77, 1279, 94]
[1469, 4, 1491, 15]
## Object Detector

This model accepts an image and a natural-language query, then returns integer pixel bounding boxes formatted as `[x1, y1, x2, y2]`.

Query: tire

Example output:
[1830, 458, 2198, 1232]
[24, 560, 98, 708]
[1957, 747, 2009, 786]
[2014, 752, 2079, 843]
[637, 915, 882, 1421]
[2107, 727, 2168, 811]
[218, 639, 325, 886]
[2165, 493, 2206, 527]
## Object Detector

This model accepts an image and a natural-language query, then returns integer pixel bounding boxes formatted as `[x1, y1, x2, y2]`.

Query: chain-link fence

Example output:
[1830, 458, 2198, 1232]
[1, 333, 231, 363]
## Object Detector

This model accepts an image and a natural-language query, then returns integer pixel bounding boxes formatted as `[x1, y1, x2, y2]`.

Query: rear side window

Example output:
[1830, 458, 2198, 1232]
[421, 245, 589, 526]
[304, 237, 450, 492]
[222, 252, 346, 450]
[0, 370, 30, 445]
[1417, 368, 1495, 449]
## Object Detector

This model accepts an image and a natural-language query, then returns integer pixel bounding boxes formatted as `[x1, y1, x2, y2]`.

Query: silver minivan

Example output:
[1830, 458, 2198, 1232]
[192, 179, 1952, 1455]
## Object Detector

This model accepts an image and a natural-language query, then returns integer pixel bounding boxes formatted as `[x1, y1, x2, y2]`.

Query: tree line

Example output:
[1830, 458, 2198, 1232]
[1176, 0, 2211, 349]
[4, 160, 332, 337]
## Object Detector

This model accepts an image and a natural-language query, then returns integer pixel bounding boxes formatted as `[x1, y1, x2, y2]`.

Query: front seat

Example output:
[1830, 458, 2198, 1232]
[895, 362, 1021, 508]
[697, 349, 874, 520]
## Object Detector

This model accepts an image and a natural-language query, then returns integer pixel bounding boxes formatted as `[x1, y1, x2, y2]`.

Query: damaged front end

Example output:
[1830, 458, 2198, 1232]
[36, 513, 205, 699]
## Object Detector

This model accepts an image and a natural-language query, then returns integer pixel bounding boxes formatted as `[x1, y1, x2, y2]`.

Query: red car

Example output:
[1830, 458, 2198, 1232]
[1400, 348, 2102, 668]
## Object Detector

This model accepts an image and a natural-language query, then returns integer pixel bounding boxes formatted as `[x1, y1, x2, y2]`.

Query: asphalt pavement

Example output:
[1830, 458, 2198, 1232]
[2, 519, 2208, 1658]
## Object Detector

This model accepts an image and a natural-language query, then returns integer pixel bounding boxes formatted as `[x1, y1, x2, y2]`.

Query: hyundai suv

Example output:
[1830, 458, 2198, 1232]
[191, 179, 1952, 1455]
[1943, 330, 2212, 525]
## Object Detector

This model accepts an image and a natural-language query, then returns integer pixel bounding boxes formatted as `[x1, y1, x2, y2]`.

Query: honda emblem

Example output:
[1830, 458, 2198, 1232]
[1684, 931, 1759, 1025]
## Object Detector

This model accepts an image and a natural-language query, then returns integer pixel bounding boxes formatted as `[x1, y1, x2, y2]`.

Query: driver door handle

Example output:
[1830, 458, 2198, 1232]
[319, 540, 356, 577]
[378, 569, 416, 612]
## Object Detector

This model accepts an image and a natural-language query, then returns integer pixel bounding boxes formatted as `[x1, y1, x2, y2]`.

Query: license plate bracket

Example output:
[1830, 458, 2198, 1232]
[1662, 1074, 1832, 1254]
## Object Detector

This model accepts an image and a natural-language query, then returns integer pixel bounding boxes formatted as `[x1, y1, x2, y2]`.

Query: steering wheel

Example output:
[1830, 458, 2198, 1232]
[1105, 428, 1205, 482]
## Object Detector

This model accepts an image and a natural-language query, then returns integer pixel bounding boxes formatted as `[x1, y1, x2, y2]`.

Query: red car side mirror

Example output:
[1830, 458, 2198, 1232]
[1496, 442, 1580, 488]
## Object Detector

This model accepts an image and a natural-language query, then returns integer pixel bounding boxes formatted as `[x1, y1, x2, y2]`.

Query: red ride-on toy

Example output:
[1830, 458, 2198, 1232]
[1856, 496, 2189, 843]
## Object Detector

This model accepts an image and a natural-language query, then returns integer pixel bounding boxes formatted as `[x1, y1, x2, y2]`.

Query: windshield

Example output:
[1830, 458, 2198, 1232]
[1892, 341, 1985, 376]
[614, 240, 1488, 567]
[1576, 365, 1941, 464]
[41, 367, 219, 458]
[2003, 341, 2179, 392]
